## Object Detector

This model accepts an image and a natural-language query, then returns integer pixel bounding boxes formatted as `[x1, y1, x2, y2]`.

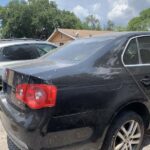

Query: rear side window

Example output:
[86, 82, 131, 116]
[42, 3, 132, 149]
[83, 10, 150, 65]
[138, 36, 150, 64]
[1, 44, 39, 61]
[123, 39, 139, 65]
[35, 44, 56, 56]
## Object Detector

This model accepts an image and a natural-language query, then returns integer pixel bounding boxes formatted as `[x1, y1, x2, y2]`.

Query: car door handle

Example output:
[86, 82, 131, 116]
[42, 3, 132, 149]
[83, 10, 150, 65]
[141, 78, 150, 87]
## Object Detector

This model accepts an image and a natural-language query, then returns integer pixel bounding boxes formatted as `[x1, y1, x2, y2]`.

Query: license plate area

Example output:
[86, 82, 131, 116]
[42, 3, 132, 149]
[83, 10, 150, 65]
[3, 69, 29, 110]
[3, 83, 24, 109]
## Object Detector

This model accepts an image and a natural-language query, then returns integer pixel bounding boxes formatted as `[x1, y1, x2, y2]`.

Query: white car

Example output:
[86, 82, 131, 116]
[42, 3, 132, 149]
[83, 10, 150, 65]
[0, 39, 57, 86]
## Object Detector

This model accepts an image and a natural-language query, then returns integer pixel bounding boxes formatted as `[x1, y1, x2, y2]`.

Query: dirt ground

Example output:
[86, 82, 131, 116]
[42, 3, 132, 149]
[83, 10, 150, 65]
[1, 120, 150, 150]
[0, 120, 8, 150]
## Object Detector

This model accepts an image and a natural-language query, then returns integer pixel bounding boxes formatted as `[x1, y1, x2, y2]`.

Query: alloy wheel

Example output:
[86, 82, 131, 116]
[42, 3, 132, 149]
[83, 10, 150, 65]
[113, 120, 142, 150]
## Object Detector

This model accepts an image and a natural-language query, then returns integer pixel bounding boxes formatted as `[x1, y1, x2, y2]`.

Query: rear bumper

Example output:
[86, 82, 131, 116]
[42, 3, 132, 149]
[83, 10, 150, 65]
[7, 128, 29, 150]
[0, 96, 45, 150]
[0, 94, 106, 150]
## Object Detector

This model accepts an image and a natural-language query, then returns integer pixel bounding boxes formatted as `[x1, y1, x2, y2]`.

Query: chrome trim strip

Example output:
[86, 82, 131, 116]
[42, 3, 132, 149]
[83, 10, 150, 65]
[125, 64, 150, 67]
[121, 34, 150, 67]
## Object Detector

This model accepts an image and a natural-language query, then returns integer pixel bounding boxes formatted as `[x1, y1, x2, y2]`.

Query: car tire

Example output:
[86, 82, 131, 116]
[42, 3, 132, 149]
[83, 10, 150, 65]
[101, 111, 144, 150]
[7, 137, 20, 150]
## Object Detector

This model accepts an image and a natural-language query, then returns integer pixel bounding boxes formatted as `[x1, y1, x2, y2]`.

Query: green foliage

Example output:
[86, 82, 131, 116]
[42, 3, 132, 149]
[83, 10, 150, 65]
[57, 10, 83, 29]
[114, 26, 127, 32]
[84, 15, 101, 30]
[128, 8, 150, 31]
[106, 20, 114, 31]
[0, 0, 83, 38]
[0, 28, 2, 38]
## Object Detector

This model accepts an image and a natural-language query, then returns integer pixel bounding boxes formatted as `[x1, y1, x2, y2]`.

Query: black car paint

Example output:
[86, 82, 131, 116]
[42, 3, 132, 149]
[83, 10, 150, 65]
[0, 32, 150, 150]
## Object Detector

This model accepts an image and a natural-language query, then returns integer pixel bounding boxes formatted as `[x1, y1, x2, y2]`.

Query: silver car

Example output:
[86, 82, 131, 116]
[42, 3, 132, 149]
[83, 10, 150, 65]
[0, 39, 57, 86]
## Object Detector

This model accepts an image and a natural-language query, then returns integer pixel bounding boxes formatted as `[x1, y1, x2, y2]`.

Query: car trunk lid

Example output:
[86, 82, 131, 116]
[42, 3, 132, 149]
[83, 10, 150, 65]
[5, 59, 73, 80]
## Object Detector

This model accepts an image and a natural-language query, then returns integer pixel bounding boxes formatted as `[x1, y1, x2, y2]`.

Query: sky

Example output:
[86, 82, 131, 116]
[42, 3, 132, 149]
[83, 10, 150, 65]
[0, 0, 8, 6]
[1, 0, 150, 26]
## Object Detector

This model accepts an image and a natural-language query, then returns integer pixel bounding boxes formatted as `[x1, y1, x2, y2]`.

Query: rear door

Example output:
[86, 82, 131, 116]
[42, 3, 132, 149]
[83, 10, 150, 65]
[123, 35, 150, 98]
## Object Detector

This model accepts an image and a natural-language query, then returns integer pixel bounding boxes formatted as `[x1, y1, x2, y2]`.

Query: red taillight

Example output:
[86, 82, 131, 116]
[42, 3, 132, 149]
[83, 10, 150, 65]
[16, 84, 57, 109]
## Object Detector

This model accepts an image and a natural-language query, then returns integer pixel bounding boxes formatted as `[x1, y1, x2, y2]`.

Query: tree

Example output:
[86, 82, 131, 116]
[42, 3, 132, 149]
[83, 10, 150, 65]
[56, 10, 82, 29]
[106, 20, 114, 31]
[128, 8, 150, 31]
[114, 26, 127, 31]
[0, 0, 83, 39]
[85, 15, 101, 30]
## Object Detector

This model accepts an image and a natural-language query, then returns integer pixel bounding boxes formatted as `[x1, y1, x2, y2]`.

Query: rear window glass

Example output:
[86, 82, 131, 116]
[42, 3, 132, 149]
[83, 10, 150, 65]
[42, 37, 114, 62]
[35, 44, 56, 56]
[0, 44, 39, 61]
[123, 39, 139, 65]
[138, 36, 150, 64]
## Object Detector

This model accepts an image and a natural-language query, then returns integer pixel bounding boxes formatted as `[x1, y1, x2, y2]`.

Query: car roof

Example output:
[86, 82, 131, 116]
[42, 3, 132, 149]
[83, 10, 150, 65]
[81, 31, 150, 41]
[0, 40, 57, 48]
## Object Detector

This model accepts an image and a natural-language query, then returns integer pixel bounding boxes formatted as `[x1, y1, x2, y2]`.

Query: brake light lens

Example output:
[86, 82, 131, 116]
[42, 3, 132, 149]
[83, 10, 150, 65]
[16, 84, 57, 109]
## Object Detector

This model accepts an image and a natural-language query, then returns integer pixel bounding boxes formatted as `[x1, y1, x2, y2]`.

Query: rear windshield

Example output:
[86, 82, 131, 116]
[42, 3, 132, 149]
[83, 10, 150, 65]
[42, 37, 114, 62]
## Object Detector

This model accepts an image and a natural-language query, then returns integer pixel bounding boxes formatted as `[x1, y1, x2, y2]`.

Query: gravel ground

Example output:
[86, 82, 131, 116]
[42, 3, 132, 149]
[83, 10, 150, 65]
[143, 136, 150, 150]
[0, 120, 150, 150]
[0, 121, 8, 150]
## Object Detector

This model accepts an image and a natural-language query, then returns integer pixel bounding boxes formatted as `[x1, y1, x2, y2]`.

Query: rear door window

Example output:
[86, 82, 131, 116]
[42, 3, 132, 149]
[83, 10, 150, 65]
[138, 36, 150, 64]
[1, 44, 39, 61]
[123, 39, 139, 65]
[35, 44, 56, 56]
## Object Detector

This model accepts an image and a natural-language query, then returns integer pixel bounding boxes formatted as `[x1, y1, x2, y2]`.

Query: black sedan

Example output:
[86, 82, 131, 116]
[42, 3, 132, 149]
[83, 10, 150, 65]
[0, 32, 150, 150]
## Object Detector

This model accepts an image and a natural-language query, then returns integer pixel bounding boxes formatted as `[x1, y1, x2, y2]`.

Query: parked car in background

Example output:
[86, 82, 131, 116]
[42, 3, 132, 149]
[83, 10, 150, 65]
[1, 32, 150, 150]
[0, 39, 57, 86]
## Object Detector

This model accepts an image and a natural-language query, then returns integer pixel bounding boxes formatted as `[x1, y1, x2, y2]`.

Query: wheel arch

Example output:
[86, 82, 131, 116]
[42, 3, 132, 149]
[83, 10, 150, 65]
[111, 101, 150, 129]
[100, 101, 150, 150]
